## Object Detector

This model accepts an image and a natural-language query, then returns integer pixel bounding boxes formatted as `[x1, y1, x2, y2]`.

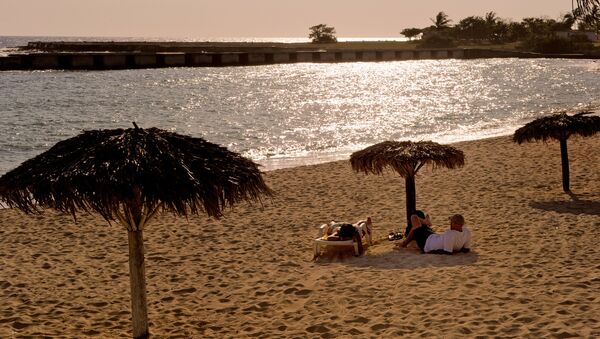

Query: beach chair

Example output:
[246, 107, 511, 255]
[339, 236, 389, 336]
[313, 219, 373, 258]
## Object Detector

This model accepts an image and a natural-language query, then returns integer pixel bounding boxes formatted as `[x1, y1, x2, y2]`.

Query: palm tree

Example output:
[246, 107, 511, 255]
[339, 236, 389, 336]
[485, 12, 499, 39]
[573, 0, 600, 29]
[562, 12, 577, 30]
[350, 141, 464, 226]
[513, 111, 600, 192]
[575, 0, 600, 15]
[430, 11, 452, 30]
[583, 5, 600, 31]
[485, 11, 498, 26]
[0, 123, 273, 339]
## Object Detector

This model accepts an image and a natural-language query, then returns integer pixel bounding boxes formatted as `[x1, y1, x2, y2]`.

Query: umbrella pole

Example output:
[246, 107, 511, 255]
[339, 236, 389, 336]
[405, 175, 417, 225]
[559, 138, 570, 192]
[128, 228, 149, 339]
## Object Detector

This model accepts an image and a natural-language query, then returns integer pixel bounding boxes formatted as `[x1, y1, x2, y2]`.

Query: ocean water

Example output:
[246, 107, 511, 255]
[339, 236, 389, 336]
[1, 36, 600, 175]
[0, 35, 408, 54]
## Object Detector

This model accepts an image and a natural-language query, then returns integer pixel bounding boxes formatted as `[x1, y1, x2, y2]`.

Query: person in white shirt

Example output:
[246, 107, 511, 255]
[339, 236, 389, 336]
[401, 213, 471, 254]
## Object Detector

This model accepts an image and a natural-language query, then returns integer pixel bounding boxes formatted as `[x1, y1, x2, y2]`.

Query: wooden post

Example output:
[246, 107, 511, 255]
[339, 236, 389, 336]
[405, 175, 417, 226]
[128, 230, 149, 339]
[559, 138, 570, 192]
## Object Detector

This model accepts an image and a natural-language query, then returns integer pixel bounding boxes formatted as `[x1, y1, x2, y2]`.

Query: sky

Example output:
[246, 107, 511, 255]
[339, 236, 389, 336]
[0, 0, 576, 39]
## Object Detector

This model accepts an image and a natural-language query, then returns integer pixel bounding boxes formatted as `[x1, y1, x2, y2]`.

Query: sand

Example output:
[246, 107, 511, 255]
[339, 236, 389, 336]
[1, 134, 600, 338]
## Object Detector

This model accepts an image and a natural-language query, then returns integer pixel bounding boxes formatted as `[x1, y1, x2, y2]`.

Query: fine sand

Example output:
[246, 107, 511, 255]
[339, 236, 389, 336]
[1, 135, 600, 338]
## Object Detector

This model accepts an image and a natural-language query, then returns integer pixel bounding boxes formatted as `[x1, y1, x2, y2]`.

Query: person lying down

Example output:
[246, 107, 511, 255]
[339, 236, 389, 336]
[322, 217, 372, 241]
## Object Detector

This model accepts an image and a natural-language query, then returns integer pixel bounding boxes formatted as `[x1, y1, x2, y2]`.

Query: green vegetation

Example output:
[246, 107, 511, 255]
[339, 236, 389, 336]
[430, 11, 452, 30]
[577, 0, 600, 17]
[400, 28, 422, 41]
[309, 24, 338, 43]
[401, 8, 599, 52]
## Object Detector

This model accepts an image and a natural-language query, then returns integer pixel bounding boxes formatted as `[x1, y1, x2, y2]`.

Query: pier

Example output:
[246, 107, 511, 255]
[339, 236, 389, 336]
[1, 41, 598, 71]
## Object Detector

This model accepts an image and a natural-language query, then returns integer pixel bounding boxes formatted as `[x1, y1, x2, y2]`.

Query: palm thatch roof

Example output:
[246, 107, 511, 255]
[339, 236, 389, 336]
[0, 125, 272, 222]
[350, 140, 465, 176]
[513, 111, 600, 144]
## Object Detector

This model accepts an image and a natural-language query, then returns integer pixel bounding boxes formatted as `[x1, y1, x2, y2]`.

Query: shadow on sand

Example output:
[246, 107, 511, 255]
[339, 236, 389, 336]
[314, 244, 479, 270]
[529, 192, 600, 216]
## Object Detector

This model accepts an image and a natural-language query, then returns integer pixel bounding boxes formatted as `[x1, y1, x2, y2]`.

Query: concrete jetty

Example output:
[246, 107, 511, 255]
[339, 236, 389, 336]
[1, 41, 598, 71]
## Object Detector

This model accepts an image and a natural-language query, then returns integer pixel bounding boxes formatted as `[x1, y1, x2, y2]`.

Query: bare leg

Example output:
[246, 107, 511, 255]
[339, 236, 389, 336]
[398, 215, 422, 248]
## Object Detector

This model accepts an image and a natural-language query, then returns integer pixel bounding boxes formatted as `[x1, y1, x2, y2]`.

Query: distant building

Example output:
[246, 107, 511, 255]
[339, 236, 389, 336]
[554, 30, 599, 41]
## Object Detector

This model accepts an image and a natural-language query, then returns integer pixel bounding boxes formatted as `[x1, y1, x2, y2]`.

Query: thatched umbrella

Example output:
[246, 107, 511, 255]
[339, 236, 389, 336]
[350, 140, 465, 225]
[513, 111, 600, 192]
[0, 123, 272, 339]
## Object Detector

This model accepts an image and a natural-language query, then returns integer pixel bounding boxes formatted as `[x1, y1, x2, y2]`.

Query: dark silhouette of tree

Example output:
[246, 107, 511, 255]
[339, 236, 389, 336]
[485, 11, 498, 24]
[430, 11, 452, 30]
[309, 24, 337, 43]
[574, 1, 599, 29]
[484, 12, 499, 38]
[403, 6, 597, 49]
[400, 28, 422, 40]
[506, 22, 529, 41]
[522, 17, 557, 37]
[491, 20, 510, 42]
[576, 0, 600, 16]
[562, 12, 577, 30]
[577, 5, 600, 30]
[455, 16, 487, 41]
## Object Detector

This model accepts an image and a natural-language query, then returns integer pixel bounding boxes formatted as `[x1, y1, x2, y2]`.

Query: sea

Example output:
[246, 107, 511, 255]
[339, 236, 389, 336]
[1, 35, 600, 175]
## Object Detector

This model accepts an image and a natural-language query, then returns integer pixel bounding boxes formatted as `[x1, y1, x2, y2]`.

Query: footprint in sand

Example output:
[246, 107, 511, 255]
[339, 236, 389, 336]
[295, 289, 312, 296]
[370, 323, 390, 331]
[283, 287, 298, 294]
[283, 287, 312, 296]
[243, 301, 271, 312]
[306, 324, 330, 334]
[347, 316, 370, 324]
[90, 301, 108, 307]
[83, 330, 101, 335]
[12, 321, 31, 330]
[172, 287, 197, 295]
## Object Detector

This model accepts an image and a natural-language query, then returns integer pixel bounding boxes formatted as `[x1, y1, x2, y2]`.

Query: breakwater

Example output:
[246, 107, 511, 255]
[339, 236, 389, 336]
[1, 41, 599, 71]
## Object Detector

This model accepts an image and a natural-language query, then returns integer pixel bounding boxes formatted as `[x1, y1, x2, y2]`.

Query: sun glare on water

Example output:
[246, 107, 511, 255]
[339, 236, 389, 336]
[0, 58, 599, 172]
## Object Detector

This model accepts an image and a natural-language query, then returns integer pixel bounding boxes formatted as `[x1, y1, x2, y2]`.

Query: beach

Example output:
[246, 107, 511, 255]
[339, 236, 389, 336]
[1, 134, 600, 337]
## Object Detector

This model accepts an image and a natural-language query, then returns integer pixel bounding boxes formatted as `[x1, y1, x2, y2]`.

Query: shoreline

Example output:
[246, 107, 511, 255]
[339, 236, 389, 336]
[258, 130, 519, 171]
[2, 134, 600, 337]
[261, 113, 600, 170]
[0, 126, 591, 175]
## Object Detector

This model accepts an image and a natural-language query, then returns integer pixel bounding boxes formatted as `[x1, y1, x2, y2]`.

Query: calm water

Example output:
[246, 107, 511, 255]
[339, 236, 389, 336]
[1, 36, 600, 174]
[0, 35, 408, 54]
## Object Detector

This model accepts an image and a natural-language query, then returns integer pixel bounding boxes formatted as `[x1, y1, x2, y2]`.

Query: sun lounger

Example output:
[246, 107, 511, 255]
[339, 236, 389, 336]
[313, 219, 373, 258]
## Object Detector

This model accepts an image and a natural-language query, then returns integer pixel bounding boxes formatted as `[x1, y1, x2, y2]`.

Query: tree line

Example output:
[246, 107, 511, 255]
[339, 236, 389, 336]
[307, 1, 600, 52]
[400, 10, 599, 52]
[402, 10, 599, 42]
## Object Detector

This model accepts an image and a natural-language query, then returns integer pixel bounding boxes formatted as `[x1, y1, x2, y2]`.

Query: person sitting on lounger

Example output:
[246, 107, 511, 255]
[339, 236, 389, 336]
[399, 213, 471, 254]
